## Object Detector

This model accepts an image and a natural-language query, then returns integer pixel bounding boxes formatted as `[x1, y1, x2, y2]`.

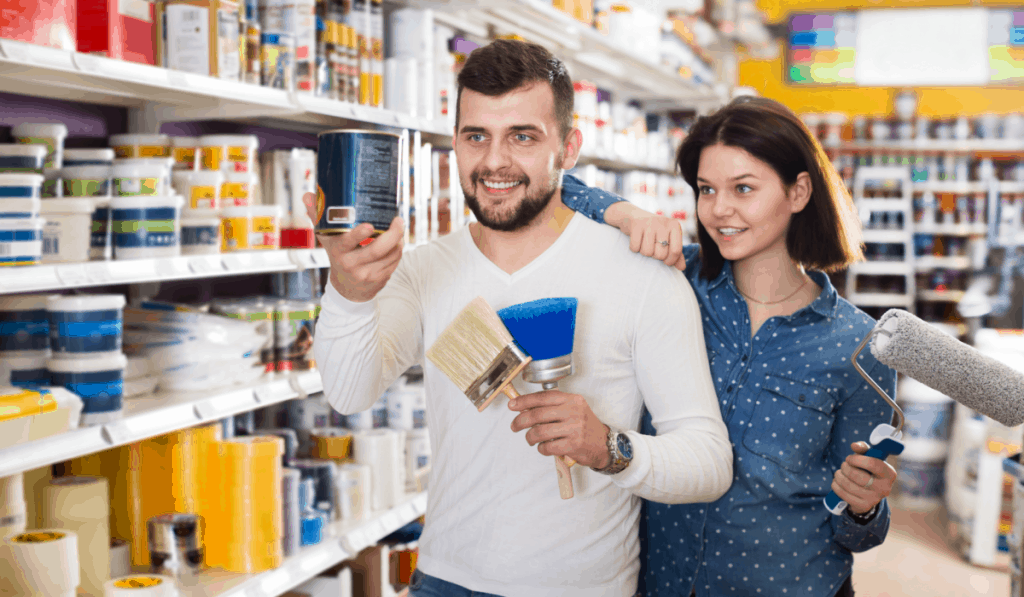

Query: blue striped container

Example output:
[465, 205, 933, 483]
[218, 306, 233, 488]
[0, 173, 43, 219]
[91, 196, 112, 261]
[0, 349, 51, 388]
[47, 352, 126, 425]
[47, 294, 126, 357]
[0, 145, 46, 173]
[110, 195, 182, 259]
[0, 218, 44, 267]
[0, 294, 53, 352]
[63, 148, 115, 168]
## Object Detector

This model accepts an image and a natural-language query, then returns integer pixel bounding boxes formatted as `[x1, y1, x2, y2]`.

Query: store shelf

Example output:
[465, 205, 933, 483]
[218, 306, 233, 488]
[858, 199, 909, 211]
[914, 223, 988, 236]
[912, 181, 990, 193]
[862, 229, 912, 243]
[0, 369, 323, 479]
[576, 150, 675, 175]
[841, 140, 1024, 154]
[853, 261, 914, 275]
[915, 256, 972, 271]
[182, 491, 427, 597]
[847, 292, 915, 308]
[0, 249, 331, 295]
[917, 290, 967, 302]
[0, 38, 450, 139]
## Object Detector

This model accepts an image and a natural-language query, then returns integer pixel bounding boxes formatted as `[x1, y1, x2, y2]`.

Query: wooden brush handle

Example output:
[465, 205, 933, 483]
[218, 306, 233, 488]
[555, 454, 574, 499]
[502, 384, 577, 468]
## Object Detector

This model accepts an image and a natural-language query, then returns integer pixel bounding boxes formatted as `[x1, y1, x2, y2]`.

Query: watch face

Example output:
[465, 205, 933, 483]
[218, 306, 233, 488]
[617, 433, 633, 459]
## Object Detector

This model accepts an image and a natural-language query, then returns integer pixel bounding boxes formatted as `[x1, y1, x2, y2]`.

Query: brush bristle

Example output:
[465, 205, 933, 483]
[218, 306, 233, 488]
[426, 296, 515, 392]
[497, 297, 577, 360]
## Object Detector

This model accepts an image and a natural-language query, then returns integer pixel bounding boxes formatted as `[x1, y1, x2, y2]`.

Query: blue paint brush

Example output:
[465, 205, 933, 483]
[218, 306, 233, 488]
[498, 297, 579, 500]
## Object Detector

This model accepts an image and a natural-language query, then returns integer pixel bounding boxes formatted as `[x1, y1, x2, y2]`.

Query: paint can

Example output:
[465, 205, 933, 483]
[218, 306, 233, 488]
[315, 130, 400, 235]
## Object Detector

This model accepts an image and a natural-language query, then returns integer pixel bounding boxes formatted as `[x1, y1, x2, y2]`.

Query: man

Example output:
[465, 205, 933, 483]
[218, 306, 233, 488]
[310, 39, 732, 597]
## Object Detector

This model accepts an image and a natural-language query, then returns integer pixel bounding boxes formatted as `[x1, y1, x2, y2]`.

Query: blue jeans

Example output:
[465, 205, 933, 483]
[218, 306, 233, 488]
[408, 569, 506, 597]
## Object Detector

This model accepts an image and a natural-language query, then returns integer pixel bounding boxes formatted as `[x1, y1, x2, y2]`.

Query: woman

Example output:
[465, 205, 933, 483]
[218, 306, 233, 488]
[561, 96, 898, 596]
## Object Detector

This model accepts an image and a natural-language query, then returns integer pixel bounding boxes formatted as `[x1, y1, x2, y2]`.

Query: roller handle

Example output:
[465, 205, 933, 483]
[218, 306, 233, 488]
[502, 383, 576, 500]
[824, 424, 905, 515]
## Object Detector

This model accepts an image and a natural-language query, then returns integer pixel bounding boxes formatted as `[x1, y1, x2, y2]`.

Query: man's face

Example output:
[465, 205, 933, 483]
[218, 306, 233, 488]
[454, 82, 576, 232]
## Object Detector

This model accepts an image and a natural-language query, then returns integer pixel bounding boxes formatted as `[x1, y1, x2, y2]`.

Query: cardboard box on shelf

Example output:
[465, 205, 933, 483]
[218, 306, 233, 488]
[0, 0, 76, 51]
[156, 0, 241, 79]
[77, 0, 156, 64]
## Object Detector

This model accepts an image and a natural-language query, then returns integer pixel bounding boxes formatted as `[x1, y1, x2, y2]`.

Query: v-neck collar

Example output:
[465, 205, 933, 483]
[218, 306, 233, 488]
[461, 212, 582, 284]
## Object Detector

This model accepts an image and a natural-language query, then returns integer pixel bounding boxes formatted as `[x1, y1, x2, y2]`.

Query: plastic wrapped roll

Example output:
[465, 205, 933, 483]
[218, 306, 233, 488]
[258, 428, 299, 466]
[109, 539, 131, 578]
[405, 428, 430, 490]
[22, 465, 53, 529]
[352, 430, 403, 512]
[282, 469, 302, 557]
[289, 459, 337, 522]
[41, 476, 110, 597]
[103, 575, 178, 597]
[146, 514, 203, 578]
[336, 463, 372, 522]
[311, 428, 352, 461]
[0, 473, 26, 533]
[205, 436, 283, 573]
[5, 529, 80, 597]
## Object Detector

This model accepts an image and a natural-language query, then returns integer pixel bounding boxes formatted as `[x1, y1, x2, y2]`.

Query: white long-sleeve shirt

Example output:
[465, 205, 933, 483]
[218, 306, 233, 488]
[313, 213, 732, 597]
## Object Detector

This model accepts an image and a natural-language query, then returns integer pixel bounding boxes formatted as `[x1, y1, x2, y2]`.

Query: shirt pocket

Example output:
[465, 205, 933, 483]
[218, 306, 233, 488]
[741, 373, 837, 474]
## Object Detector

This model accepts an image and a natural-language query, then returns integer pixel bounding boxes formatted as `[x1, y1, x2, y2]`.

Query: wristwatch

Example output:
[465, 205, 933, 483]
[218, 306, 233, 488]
[593, 427, 633, 475]
[846, 502, 880, 525]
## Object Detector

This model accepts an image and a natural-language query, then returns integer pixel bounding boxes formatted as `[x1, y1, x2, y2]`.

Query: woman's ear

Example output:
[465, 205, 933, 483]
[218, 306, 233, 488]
[789, 172, 813, 214]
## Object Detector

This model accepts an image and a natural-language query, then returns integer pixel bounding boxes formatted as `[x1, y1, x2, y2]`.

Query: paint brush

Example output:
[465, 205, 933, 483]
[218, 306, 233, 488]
[426, 296, 532, 412]
[498, 297, 579, 500]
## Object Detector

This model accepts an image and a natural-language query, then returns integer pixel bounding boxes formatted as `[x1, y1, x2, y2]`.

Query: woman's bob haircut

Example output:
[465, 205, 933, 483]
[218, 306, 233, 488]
[677, 96, 863, 281]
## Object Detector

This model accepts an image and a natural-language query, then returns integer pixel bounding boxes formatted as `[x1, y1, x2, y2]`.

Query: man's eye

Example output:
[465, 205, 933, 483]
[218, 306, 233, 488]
[515, 134, 532, 142]
[469, 134, 485, 142]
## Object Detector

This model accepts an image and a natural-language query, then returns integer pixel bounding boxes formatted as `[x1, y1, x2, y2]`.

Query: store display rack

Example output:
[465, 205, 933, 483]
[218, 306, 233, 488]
[0, 370, 323, 479]
[183, 491, 428, 597]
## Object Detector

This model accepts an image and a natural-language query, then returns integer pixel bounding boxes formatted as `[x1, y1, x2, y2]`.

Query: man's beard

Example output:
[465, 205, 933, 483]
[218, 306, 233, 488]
[461, 166, 561, 232]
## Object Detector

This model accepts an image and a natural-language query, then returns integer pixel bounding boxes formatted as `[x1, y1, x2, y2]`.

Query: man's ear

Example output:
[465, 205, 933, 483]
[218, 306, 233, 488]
[560, 128, 582, 171]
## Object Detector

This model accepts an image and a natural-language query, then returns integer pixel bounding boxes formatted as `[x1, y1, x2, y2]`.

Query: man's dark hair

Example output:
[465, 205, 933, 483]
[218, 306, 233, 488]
[455, 39, 574, 139]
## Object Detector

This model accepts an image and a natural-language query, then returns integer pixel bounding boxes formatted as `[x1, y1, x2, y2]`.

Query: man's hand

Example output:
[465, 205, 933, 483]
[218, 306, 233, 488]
[303, 192, 405, 302]
[603, 202, 686, 271]
[508, 390, 610, 469]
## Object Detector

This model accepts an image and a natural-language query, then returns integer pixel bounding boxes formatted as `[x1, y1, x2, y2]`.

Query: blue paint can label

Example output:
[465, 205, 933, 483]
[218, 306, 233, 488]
[315, 130, 400, 235]
[0, 308, 49, 351]
[48, 309, 123, 354]
[49, 369, 124, 414]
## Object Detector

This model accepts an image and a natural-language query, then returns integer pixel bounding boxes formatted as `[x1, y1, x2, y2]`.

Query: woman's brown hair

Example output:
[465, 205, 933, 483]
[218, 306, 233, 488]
[677, 96, 863, 280]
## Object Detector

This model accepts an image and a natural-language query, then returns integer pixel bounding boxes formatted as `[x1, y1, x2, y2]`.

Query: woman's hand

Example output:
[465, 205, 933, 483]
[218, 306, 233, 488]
[830, 441, 898, 516]
[603, 202, 686, 270]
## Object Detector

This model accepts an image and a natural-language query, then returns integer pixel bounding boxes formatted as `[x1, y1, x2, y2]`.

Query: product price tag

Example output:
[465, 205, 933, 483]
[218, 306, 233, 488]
[310, 249, 331, 268]
[108, 259, 157, 282]
[162, 257, 192, 279]
[253, 386, 272, 404]
[299, 550, 332, 573]
[344, 530, 368, 553]
[223, 253, 254, 271]
[55, 264, 89, 287]
[291, 249, 317, 270]
[188, 255, 223, 275]
[74, 53, 100, 73]
[1, 267, 56, 292]
[0, 40, 28, 63]
[167, 70, 189, 90]
[85, 262, 113, 285]
[259, 570, 289, 596]
[383, 511, 401, 530]
[400, 504, 417, 521]
[193, 401, 218, 420]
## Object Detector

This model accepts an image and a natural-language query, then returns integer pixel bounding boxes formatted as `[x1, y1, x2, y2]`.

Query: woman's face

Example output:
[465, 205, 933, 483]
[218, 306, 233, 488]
[695, 143, 810, 264]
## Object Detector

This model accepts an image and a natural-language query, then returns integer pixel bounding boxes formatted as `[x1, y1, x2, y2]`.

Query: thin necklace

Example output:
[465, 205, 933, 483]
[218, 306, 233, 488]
[737, 276, 809, 306]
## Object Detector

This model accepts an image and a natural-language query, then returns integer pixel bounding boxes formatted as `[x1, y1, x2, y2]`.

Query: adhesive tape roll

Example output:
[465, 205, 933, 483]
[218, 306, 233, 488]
[311, 427, 352, 460]
[0, 473, 27, 531]
[41, 476, 110, 597]
[281, 468, 301, 557]
[109, 539, 131, 579]
[352, 429, 397, 512]
[336, 463, 372, 522]
[146, 513, 203, 578]
[5, 529, 81, 597]
[205, 436, 283, 573]
[104, 575, 177, 597]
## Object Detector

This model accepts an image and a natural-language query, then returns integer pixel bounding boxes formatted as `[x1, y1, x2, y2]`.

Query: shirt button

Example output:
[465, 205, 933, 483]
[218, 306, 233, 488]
[741, 355, 747, 362]
[727, 386, 734, 393]
[799, 394, 806, 402]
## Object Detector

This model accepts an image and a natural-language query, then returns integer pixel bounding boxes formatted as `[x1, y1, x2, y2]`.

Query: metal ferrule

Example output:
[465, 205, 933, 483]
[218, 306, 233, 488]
[851, 328, 906, 435]
[465, 342, 531, 409]
[523, 354, 574, 390]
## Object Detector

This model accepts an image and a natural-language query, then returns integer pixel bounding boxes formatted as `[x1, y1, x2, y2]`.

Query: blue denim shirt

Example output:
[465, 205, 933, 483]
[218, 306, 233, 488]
[560, 173, 896, 597]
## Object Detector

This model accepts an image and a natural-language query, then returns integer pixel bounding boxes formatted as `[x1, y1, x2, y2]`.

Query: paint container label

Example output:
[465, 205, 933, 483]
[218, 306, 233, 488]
[16, 137, 57, 169]
[9, 366, 49, 388]
[91, 207, 112, 259]
[0, 186, 40, 199]
[112, 207, 178, 248]
[14, 531, 66, 543]
[173, 147, 197, 170]
[49, 369, 123, 413]
[0, 156, 44, 173]
[63, 178, 110, 197]
[0, 309, 49, 351]
[49, 309, 123, 353]
[221, 182, 250, 205]
[221, 216, 250, 251]
[114, 146, 169, 159]
[190, 186, 218, 209]
[0, 229, 42, 266]
[273, 307, 314, 370]
[183, 225, 220, 248]
[261, 32, 295, 90]
[315, 130, 399, 235]
[249, 215, 278, 249]
[217, 5, 241, 81]
[113, 577, 164, 589]
[114, 177, 160, 196]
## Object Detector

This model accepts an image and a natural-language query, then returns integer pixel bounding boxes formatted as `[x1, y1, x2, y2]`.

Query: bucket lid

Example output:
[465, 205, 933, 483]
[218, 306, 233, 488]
[40, 198, 98, 215]
[11, 123, 68, 137]
[170, 137, 199, 146]
[109, 133, 170, 146]
[0, 217, 46, 230]
[47, 352, 128, 373]
[220, 206, 250, 217]
[250, 205, 282, 217]
[0, 349, 51, 366]
[0, 294, 56, 311]
[63, 148, 115, 161]
[60, 165, 112, 179]
[198, 134, 259, 147]
[110, 195, 183, 209]
[0, 144, 48, 158]
[0, 173, 45, 187]
[47, 294, 127, 312]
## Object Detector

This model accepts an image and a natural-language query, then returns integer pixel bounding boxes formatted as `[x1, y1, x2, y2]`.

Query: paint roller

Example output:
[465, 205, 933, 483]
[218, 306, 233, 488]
[825, 308, 1024, 515]
[498, 298, 579, 500]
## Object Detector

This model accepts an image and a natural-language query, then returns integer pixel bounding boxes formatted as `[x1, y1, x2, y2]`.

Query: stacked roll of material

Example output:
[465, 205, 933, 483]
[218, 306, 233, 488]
[109, 539, 132, 578]
[41, 476, 110, 597]
[258, 428, 299, 466]
[281, 468, 302, 557]
[289, 459, 338, 522]
[405, 428, 430, 490]
[352, 429, 404, 512]
[206, 436, 283, 573]
[0, 473, 28, 597]
[336, 463, 372, 522]
[23, 465, 53, 529]
[311, 427, 352, 461]
[4, 529, 81, 597]
[146, 514, 204, 578]
[103, 575, 178, 597]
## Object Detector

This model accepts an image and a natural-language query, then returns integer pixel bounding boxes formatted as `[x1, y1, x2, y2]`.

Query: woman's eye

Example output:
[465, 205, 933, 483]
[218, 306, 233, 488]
[699, 186, 715, 195]
[736, 184, 752, 193]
